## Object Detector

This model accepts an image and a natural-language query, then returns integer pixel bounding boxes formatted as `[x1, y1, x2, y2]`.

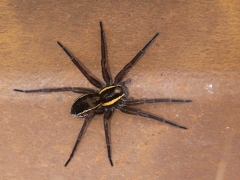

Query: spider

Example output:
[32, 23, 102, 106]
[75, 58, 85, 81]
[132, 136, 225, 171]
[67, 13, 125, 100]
[14, 22, 192, 167]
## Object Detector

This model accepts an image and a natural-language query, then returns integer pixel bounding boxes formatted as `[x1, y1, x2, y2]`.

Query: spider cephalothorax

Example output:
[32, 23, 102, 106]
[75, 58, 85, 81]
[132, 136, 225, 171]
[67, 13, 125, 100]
[14, 22, 191, 167]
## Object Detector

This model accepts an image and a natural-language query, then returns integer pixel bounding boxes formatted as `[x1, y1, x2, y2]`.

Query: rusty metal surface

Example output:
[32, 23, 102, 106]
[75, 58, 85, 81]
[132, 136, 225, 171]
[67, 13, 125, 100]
[1, 1, 240, 179]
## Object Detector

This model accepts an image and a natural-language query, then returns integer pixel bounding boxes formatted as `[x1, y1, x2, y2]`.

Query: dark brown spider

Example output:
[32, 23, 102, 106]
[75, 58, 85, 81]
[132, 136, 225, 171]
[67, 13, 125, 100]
[14, 22, 191, 167]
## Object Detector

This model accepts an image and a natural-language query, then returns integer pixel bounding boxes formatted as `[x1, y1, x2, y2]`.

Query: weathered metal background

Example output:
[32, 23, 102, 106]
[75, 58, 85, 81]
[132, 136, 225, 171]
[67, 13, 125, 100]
[1, 1, 239, 179]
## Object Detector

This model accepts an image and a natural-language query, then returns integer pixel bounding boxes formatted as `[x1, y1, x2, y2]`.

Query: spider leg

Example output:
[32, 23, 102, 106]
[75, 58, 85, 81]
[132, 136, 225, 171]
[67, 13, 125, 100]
[119, 79, 131, 86]
[100, 22, 112, 85]
[114, 33, 159, 84]
[103, 108, 114, 166]
[123, 98, 192, 106]
[65, 111, 95, 167]
[13, 87, 97, 94]
[119, 106, 187, 130]
[57, 41, 103, 88]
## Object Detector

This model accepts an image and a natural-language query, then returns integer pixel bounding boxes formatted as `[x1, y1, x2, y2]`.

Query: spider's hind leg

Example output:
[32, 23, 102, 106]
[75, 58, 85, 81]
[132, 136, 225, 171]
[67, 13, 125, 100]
[13, 87, 97, 94]
[119, 106, 187, 130]
[123, 98, 192, 106]
[65, 111, 95, 167]
[103, 109, 114, 166]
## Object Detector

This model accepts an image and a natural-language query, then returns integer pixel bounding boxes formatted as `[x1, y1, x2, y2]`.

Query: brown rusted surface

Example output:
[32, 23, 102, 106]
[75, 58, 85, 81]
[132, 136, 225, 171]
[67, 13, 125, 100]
[1, 1, 240, 179]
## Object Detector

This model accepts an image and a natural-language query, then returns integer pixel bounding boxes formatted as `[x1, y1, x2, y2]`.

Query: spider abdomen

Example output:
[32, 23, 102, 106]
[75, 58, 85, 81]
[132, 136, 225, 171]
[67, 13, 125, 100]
[99, 85, 125, 106]
[71, 93, 101, 117]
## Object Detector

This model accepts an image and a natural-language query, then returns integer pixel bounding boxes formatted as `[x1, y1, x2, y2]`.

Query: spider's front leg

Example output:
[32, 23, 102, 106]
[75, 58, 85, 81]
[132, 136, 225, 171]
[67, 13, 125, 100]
[57, 41, 104, 88]
[100, 22, 112, 85]
[114, 33, 159, 84]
